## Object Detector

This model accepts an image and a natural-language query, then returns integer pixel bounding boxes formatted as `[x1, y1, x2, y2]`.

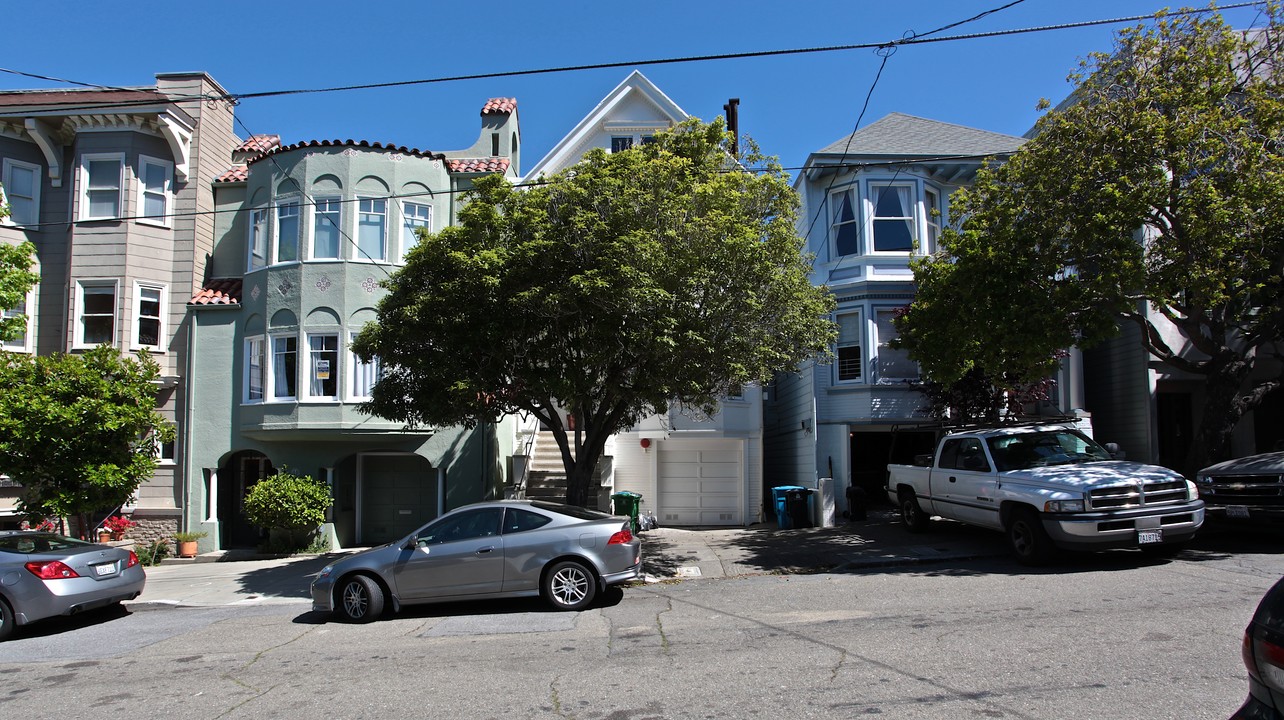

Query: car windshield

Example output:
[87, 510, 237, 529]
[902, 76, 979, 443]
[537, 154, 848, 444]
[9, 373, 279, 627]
[986, 430, 1112, 471]
[0, 532, 91, 554]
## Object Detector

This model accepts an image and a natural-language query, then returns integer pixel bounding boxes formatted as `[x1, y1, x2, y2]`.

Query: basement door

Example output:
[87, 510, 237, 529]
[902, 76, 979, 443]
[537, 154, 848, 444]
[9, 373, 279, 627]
[657, 439, 743, 526]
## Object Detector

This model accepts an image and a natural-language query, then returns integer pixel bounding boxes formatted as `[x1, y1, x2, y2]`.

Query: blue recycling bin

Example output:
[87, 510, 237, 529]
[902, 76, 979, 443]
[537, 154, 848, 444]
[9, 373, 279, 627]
[772, 485, 806, 529]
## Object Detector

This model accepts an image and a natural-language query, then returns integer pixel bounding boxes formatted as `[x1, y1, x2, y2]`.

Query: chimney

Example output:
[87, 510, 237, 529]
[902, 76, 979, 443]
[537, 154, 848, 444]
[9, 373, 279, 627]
[723, 98, 740, 157]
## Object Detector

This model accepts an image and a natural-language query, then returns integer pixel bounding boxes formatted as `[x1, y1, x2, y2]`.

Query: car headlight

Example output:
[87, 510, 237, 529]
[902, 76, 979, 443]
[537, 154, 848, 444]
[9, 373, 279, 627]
[1187, 479, 1200, 500]
[1194, 474, 1211, 486]
[1044, 499, 1086, 512]
[316, 564, 334, 580]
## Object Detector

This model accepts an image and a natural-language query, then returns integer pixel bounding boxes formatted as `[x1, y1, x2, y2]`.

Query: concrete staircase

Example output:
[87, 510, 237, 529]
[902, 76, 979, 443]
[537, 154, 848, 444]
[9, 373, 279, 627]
[524, 431, 570, 502]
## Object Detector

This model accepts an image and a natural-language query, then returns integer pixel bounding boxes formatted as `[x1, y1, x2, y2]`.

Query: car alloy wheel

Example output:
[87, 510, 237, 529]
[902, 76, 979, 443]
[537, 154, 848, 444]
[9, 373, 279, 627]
[544, 560, 597, 611]
[338, 575, 384, 623]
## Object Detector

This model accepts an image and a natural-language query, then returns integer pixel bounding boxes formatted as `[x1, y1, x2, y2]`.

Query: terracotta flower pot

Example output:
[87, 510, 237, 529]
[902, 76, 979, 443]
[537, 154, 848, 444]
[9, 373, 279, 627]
[177, 540, 198, 558]
[98, 532, 112, 543]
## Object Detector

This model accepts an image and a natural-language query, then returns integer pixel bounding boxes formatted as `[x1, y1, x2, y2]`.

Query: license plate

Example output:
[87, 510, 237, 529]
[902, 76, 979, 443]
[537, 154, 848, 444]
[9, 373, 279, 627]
[94, 563, 115, 576]
[1138, 530, 1163, 544]
[1227, 505, 1250, 519]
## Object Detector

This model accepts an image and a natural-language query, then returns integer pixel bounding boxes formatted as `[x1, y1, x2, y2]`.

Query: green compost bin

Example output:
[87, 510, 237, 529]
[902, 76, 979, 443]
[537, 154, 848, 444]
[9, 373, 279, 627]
[611, 491, 643, 533]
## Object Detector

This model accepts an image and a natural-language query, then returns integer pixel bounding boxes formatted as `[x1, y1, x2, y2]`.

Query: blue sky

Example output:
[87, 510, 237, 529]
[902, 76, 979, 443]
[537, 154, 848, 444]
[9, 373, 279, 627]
[1, 1, 1269, 175]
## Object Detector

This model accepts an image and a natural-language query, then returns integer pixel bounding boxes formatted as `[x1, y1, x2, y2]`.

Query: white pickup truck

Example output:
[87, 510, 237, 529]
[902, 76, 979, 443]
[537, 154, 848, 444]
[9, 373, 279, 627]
[886, 424, 1205, 564]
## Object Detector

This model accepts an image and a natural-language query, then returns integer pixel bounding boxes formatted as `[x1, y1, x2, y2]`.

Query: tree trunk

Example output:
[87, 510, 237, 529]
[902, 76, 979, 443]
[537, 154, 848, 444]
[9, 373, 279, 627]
[1185, 354, 1252, 477]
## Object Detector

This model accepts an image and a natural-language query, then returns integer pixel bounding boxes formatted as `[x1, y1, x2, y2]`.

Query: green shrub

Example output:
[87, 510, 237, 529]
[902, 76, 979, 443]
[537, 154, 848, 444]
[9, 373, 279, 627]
[137, 538, 172, 566]
[173, 531, 207, 543]
[243, 469, 332, 542]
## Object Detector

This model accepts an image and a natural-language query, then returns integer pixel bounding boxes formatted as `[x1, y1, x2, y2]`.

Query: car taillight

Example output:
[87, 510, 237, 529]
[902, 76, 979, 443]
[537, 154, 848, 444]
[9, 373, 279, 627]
[608, 527, 633, 545]
[1245, 628, 1284, 689]
[126, 551, 140, 568]
[25, 560, 80, 579]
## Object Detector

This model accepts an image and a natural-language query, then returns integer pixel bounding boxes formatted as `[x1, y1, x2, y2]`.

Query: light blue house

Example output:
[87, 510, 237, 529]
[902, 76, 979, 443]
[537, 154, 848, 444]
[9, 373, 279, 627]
[765, 113, 1087, 515]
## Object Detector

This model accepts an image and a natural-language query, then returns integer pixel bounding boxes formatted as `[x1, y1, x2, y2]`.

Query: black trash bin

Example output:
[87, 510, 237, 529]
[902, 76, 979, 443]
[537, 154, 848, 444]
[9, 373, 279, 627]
[771, 486, 805, 529]
[845, 484, 868, 521]
[611, 491, 643, 533]
[785, 488, 815, 529]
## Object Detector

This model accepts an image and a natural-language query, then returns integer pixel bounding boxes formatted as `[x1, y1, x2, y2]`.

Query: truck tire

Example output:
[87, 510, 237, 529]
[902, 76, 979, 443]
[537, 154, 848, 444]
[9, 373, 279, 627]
[1006, 507, 1056, 566]
[898, 488, 931, 533]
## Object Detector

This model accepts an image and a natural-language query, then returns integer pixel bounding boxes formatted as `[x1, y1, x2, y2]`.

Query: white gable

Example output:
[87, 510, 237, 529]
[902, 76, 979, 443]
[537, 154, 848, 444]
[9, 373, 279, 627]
[522, 70, 688, 180]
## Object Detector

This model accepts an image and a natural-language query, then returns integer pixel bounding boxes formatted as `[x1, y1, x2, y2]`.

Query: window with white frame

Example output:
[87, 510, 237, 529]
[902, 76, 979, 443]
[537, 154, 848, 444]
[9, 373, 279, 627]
[349, 330, 381, 400]
[875, 309, 918, 381]
[248, 207, 268, 270]
[312, 197, 342, 259]
[830, 188, 859, 256]
[924, 187, 941, 252]
[870, 183, 915, 252]
[134, 283, 165, 350]
[137, 156, 172, 227]
[275, 199, 300, 263]
[401, 201, 431, 260]
[307, 333, 339, 399]
[79, 154, 124, 221]
[246, 336, 265, 401]
[1, 293, 32, 352]
[835, 311, 862, 383]
[357, 198, 386, 261]
[76, 281, 117, 347]
[2, 158, 40, 227]
[154, 431, 175, 465]
[272, 335, 297, 400]
[611, 136, 633, 153]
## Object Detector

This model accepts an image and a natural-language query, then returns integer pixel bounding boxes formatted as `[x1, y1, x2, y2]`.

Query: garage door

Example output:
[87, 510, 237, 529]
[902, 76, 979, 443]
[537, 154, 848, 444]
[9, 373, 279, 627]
[361, 454, 440, 545]
[657, 439, 743, 526]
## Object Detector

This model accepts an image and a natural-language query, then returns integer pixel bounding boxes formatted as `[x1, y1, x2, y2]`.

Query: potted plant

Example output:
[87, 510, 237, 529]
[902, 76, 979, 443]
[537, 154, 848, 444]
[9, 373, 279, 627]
[173, 531, 207, 558]
[103, 515, 136, 540]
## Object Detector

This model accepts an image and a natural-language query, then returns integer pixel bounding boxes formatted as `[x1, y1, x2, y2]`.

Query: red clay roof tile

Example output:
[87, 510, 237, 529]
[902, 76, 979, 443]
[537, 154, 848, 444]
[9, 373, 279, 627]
[189, 278, 242, 306]
[214, 166, 248, 183]
[237, 134, 280, 153]
[481, 98, 517, 115]
[446, 157, 511, 173]
[248, 139, 443, 166]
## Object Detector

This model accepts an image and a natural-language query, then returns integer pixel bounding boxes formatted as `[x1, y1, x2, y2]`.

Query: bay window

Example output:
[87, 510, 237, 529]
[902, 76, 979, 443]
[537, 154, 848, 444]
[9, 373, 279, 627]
[357, 198, 386, 261]
[2, 159, 39, 227]
[272, 335, 297, 400]
[276, 199, 300, 263]
[312, 197, 341, 259]
[79, 154, 124, 221]
[835, 311, 862, 383]
[138, 156, 172, 227]
[870, 183, 915, 252]
[76, 281, 117, 347]
[307, 333, 339, 399]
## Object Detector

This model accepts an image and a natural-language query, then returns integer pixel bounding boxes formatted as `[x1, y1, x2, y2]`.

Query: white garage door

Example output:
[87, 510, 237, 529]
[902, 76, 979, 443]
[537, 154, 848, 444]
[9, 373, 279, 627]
[657, 439, 743, 526]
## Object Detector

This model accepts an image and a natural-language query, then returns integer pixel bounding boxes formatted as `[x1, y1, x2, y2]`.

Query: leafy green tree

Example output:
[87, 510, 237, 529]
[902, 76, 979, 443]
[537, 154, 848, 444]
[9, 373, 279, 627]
[355, 119, 835, 506]
[895, 9, 1284, 472]
[0, 347, 175, 535]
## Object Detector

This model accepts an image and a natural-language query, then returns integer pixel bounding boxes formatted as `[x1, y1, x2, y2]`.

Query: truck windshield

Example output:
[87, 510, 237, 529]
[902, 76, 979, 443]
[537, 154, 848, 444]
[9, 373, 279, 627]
[986, 430, 1112, 471]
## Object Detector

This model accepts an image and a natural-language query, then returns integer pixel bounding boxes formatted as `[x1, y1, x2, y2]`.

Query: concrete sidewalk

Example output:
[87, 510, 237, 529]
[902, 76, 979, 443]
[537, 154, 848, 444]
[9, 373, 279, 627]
[124, 508, 1004, 609]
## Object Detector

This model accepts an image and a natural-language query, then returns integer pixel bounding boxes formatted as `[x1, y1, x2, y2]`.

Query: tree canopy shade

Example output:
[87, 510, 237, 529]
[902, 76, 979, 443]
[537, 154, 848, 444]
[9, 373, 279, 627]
[354, 119, 835, 506]
[894, 9, 1284, 472]
[0, 347, 175, 534]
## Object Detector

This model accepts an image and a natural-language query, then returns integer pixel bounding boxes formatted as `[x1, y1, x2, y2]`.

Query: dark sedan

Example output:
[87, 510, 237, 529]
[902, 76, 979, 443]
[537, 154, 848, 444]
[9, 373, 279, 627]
[311, 500, 642, 622]
[0, 531, 146, 641]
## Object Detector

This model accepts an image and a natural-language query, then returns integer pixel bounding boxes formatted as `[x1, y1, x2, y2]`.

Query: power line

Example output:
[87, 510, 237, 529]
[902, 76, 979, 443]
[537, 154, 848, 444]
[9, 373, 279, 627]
[0, 2, 1261, 116]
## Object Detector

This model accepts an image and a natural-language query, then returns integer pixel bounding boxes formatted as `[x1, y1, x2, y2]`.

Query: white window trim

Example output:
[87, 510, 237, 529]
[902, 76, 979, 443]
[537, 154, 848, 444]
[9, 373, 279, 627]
[1, 289, 35, 353]
[834, 309, 864, 385]
[354, 197, 387, 263]
[866, 180, 919, 255]
[269, 332, 299, 402]
[304, 332, 341, 402]
[154, 431, 176, 466]
[244, 335, 265, 404]
[73, 279, 119, 349]
[829, 185, 859, 258]
[247, 206, 268, 271]
[2, 158, 41, 228]
[399, 200, 432, 263]
[873, 308, 919, 383]
[274, 196, 302, 266]
[309, 195, 343, 261]
[136, 155, 173, 228]
[923, 186, 942, 255]
[130, 282, 167, 353]
[78, 152, 125, 222]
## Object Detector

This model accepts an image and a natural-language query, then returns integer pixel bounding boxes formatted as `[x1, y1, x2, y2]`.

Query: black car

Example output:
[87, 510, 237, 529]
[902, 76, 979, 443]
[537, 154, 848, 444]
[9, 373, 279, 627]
[1232, 577, 1284, 719]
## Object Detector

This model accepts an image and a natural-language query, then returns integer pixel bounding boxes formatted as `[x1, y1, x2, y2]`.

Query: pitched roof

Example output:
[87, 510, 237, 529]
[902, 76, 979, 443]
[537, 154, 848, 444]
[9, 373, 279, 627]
[237, 134, 280, 154]
[816, 112, 1025, 158]
[446, 157, 511, 173]
[481, 98, 517, 115]
[189, 279, 242, 306]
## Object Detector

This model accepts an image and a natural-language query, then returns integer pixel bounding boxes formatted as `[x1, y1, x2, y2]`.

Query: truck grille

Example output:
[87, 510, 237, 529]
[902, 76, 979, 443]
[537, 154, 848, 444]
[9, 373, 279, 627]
[1089, 481, 1189, 509]
[1200, 473, 1284, 506]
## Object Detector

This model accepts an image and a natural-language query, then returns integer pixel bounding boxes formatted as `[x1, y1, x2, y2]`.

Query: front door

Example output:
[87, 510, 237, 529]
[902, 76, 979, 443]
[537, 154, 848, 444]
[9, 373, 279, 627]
[219, 453, 275, 548]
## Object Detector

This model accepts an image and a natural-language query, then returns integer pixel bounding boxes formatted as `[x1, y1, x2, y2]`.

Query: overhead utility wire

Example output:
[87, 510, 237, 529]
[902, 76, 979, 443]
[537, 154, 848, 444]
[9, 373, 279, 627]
[0, 2, 1260, 115]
